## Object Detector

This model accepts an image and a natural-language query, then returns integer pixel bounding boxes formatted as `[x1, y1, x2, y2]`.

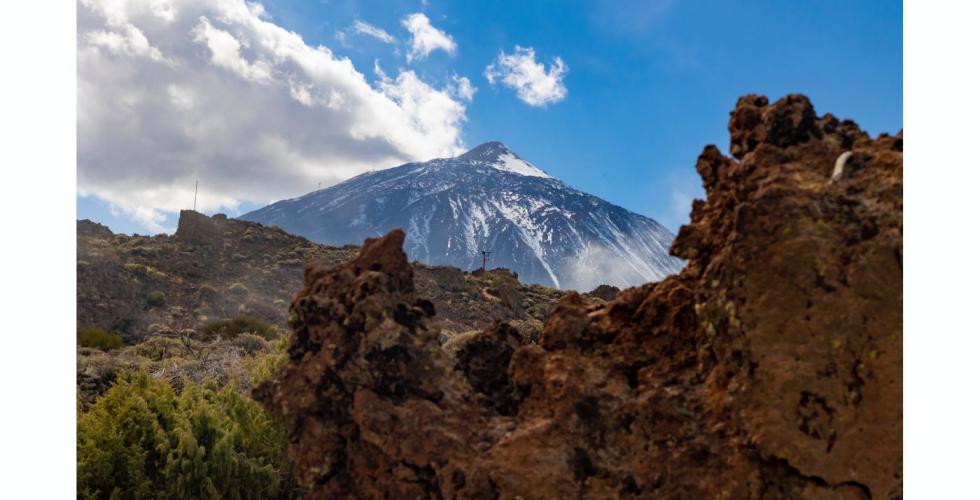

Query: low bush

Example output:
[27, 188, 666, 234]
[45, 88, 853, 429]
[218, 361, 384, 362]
[147, 291, 167, 308]
[197, 284, 218, 301]
[246, 336, 289, 385]
[233, 333, 268, 355]
[77, 374, 288, 499]
[78, 327, 124, 350]
[228, 283, 249, 295]
[124, 262, 167, 280]
[200, 316, 277, 340]
[127, 337, 185, 361]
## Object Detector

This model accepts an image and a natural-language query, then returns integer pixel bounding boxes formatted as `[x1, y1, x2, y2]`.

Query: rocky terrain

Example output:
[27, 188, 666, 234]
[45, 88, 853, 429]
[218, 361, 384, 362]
[77, 211, 594, 405]
[77, 212, 358, 343]
[255, 94, 902, 498]
[76, 211, 588, 342]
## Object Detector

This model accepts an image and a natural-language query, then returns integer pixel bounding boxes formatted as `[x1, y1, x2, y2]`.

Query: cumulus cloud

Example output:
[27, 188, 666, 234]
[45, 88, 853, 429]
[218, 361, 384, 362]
[451, 75, 477, 101]
[192, 17, 273, 83]
[77, 0, 469, 232]
[401, 13, 456, 62]
[485, 46, 568, 107]
[86, 23, 169, 62]
[351, 20, 395, 44]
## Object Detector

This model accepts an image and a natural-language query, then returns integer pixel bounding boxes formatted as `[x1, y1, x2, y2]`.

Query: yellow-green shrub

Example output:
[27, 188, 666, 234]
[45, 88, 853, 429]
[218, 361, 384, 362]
[78, 327, 124, 350]
[200, 316, 277, 340]
[246, 336, 289, 385]
[147, 291, 167, 308]
[77, 373, 287, 499]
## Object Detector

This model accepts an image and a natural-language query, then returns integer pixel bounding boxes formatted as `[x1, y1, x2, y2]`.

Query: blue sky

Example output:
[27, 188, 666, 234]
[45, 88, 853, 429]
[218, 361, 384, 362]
[77, 0, 902, 235]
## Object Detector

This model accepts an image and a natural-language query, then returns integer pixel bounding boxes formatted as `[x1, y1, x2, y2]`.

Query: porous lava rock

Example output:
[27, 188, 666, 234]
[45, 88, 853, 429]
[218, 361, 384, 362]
[256, 94, 902, 499]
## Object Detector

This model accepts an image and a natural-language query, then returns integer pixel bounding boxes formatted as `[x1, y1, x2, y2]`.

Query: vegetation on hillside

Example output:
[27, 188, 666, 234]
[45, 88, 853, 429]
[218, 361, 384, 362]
[77, 374, 289, 499]
[75, 215, 591, 498]
[200, 316, 279, 340]
[78, 326, 124, 350]
[77, 333, 295, 499]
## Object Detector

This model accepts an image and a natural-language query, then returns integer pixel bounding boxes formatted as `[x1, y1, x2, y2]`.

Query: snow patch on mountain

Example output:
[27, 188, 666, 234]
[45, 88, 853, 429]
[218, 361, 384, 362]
[492, 152, 551, 178]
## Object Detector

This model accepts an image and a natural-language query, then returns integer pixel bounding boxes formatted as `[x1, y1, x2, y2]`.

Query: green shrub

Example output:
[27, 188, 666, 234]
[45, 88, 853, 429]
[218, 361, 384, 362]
[147, 291, 167, 308]
[200, 316, 277, 340]
[246, 336, 289, 386]
[197, 284, 218, 301]
[228, 283, 249, 295]
[78, 327, 124, 350]
[127, 337, 184, 361]
[233, 333, 268, 355]
[77, 373, 287, 499]
[124, 262, 167, 280]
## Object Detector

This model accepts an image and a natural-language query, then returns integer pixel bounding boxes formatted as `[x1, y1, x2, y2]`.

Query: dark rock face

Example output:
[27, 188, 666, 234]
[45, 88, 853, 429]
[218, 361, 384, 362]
[587, 284, 621, 301]
[256, 94, 902, 499]
[454, 322, 527, 416]
[173, 209, 222, 247]
[77, 219, 114, 239]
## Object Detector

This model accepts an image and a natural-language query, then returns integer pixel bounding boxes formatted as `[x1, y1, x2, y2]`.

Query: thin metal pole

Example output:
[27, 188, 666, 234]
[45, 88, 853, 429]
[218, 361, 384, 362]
[193, 180, 198, 212]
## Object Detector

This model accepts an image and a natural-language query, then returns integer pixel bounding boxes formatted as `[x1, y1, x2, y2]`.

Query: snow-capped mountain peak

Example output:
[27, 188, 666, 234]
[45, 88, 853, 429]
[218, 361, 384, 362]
[241, 142, 684, 290]
[458, 142, 552, 178]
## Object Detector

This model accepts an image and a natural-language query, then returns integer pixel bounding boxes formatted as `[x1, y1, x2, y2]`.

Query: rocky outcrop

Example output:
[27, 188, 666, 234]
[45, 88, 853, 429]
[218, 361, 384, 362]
[256, 94, 902, 498]
[77, 219, 115, 239]
[174, 209, 224, 247]
[587, 284, 621, 301]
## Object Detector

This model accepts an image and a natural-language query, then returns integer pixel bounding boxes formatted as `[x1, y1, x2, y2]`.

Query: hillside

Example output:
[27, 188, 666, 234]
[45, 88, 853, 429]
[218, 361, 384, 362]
[77, 211, 583, 343]
[78, 211, 596, 411]
[241, 141, 684, 290]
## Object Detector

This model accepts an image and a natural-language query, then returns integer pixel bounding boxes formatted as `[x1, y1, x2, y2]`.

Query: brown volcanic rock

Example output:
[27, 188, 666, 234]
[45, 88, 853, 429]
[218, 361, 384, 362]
[256, 94, 902, 498]
[255, 230, 503, 498]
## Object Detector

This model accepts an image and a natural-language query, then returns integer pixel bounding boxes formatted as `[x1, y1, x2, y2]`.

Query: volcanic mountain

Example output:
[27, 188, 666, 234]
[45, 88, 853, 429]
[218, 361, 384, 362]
[241, 142, 683, 290]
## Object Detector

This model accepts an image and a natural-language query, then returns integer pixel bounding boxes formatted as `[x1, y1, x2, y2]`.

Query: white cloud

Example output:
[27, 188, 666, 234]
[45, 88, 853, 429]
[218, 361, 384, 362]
[451, 75, 476, 101]
[485, 46, 568, 107]
[401, 13, 456, 62]
[192, 17, 273, 83]
[86, 23, 169, 62]
[352, 20, 395, 44]
[77, 0, 470, 233]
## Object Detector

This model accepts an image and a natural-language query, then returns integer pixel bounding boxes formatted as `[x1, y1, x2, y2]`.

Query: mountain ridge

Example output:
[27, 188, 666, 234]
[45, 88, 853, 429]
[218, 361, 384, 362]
[241, 142, 683, 290]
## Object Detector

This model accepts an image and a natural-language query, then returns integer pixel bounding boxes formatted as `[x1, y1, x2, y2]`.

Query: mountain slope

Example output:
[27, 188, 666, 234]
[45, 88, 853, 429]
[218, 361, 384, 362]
[241, 142, 683, 290]
[77, 212, 573, 341]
